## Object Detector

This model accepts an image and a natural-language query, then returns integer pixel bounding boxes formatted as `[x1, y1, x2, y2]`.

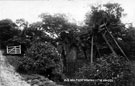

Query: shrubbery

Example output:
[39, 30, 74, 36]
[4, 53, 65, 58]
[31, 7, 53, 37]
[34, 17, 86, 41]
[74, 54, 134, 86]
[17, 41, 64, 81]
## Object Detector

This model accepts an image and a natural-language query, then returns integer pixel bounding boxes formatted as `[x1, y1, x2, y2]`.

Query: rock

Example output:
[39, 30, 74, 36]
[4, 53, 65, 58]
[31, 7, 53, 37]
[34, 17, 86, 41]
[37, 81, 43, 86]
[27, 80, 32, 83]
[39, 76, 48, 81]
[44, 81, 56, 86]
[31, 79, 40, 84]
[39, 77, 49, 82]
[33, 79, 40, 82]
[32, 84, 39, 86]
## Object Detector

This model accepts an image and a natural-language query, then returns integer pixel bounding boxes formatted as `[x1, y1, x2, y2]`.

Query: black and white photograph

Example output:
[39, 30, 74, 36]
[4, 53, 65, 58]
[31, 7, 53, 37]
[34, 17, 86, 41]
[0, 0, 135, 86]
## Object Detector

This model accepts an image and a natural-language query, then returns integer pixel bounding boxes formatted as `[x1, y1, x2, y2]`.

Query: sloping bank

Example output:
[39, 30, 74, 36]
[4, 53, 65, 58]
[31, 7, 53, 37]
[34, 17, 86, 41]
[0, 50, 63, 86]
[0, 50, 30, 86]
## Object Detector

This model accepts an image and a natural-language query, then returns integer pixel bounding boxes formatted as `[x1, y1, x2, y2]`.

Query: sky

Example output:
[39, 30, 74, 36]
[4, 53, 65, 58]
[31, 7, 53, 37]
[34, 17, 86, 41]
[0, 0, 135, 26]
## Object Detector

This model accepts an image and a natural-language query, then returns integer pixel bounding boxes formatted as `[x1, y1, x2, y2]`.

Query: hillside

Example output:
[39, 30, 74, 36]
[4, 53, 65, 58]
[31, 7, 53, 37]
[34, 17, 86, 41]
[0, 50, 63, 86]
[0, 50, 30, 86]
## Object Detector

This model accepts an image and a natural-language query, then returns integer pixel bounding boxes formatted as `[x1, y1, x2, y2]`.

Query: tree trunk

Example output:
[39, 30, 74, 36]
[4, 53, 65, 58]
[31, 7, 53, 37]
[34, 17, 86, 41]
[62, 45, 67, 68]
[82, 48, 87, 60]
[90, 36, 94, 64]
[95, 44, 101, 58]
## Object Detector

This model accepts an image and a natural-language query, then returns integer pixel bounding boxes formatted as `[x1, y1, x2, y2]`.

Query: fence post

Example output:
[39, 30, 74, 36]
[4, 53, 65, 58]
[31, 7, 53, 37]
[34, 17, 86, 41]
[6, 46, 8, 54]
[15, 46, 16, 54]
[20, 45, 21, 54]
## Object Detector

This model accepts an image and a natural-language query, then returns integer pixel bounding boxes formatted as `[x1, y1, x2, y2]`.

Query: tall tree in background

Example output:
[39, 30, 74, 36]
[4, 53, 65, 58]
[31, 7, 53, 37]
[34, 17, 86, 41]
[39, 13, 69, 38]
[16, 18, 29, 30]
[85, 3, 126, 39]
[84, 3, 127, 58]
[39, 13, 80, 64]
[0, 19, 21, 48]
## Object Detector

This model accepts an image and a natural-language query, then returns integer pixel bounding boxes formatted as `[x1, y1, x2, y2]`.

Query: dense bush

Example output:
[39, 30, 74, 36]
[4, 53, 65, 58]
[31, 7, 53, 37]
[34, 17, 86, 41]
[74, 54, 134, 86]
[17, 41, 63, 81]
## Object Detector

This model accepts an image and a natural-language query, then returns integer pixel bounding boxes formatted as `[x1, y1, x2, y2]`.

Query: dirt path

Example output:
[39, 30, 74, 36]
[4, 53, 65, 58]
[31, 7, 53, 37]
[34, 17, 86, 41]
[0, 50, 30, 86]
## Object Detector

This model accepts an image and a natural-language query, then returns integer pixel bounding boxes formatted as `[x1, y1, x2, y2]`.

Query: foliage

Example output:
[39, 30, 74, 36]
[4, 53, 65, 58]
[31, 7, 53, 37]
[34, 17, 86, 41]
[74, 54, 134, 86]
[85, 3, 126, 38]
[82, 3, 130, 59]
[39, 13, 79, 38]
[17, 42, 63, 80]
[16, 18, 29, 29]
[0, 19, 21, 48]
[6, 55, 23, 70]
[1, 2, 135, 85]
[39, 13, 67, 38]
[8, 20, 55, 53]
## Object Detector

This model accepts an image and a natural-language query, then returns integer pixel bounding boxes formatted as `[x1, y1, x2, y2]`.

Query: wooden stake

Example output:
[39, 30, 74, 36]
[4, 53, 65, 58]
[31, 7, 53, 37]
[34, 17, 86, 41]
[102, 33, 117, 56]
[105, 27, 129, 61]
